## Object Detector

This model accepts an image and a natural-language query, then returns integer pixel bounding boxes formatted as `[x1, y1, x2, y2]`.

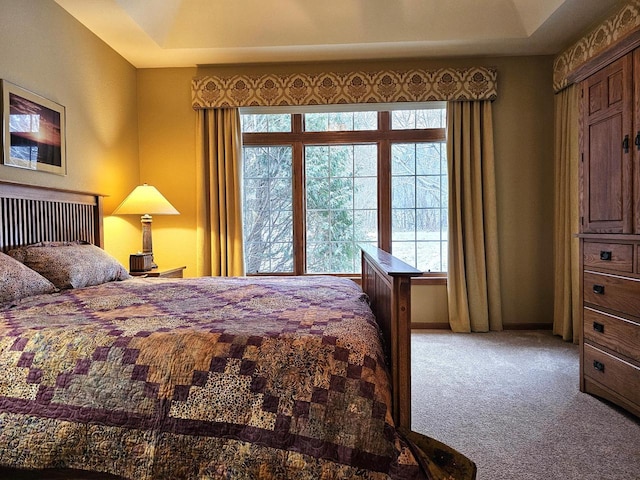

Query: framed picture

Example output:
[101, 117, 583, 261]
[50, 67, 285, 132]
[1, 80, 66, 175]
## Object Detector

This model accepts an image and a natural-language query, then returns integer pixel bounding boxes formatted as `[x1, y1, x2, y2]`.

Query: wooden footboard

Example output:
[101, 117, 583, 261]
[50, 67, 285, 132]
[360, 244, 422, 430]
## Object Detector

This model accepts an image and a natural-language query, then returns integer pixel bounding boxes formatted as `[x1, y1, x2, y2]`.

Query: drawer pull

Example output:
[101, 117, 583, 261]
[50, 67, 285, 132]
[593, 284, 605, 295]
[599, 251, 612, 261]
[592, 322, 605, 333]
[593, 360, 605, 372]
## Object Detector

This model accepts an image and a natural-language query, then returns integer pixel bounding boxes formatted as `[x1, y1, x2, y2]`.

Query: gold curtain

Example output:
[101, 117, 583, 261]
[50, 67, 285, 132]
[196, 108, 245, 277]
[446, 101, 503, 332]
[552, 85, 580, 343]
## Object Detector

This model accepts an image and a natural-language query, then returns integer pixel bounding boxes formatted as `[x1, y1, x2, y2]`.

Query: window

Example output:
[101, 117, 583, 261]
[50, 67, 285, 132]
[241, 106, 447, 275]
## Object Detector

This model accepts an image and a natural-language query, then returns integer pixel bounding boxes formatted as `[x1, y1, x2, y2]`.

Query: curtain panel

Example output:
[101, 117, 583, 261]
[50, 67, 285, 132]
[446, 101, 502, 333]
[196, 108, 245, 277]
[552, 85, 580, 343]
[191, 67, 497, 109]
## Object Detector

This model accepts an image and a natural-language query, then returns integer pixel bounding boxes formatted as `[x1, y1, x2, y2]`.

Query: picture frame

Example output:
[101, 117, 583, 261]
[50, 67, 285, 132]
[1, 80, 66, 175]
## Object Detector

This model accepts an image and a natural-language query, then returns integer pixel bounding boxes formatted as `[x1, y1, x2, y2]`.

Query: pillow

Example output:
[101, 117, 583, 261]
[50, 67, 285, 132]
[8, 242, 130, 290]
[0, 251, 57, 306]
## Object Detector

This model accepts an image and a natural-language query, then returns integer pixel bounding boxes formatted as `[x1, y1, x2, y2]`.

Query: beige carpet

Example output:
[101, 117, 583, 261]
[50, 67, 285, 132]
[411, 330, 640, 480]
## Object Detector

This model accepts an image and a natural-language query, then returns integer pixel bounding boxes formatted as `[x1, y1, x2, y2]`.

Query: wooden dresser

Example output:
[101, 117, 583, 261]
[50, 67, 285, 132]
[580, 236, 640, 416]
[578, 48, 640, 417]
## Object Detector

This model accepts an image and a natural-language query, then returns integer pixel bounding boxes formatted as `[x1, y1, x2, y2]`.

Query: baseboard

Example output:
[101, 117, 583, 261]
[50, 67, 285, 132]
[503, 323, 552, 330]
[411, 323, 553, 330]
[412, 323, 450, 330]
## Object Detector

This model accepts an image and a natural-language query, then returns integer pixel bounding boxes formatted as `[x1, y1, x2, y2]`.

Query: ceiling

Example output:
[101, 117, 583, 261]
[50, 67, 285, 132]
[53, 0, 624, 68]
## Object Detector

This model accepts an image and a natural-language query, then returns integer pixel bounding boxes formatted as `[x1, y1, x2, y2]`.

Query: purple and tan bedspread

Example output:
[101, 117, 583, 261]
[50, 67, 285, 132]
[0, 276, 428, 479]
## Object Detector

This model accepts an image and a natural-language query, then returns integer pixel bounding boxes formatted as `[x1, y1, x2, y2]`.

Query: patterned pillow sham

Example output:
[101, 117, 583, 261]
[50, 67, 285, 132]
[8, 242, 130, 290]
[0, 251, 57, 306]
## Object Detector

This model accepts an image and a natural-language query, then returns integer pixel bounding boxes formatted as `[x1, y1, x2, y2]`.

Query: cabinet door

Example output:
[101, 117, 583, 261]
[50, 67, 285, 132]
[582, 53, 633, 233]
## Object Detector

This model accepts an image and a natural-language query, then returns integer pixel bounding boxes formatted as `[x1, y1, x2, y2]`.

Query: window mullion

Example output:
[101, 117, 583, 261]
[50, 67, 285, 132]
[292, 113, 303, 133]
[378, 112, 391, 252]
[292, 140, 305, 275]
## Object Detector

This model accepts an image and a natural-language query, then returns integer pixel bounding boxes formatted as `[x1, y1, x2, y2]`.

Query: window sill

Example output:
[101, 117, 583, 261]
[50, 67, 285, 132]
[411, 275, 447, 286]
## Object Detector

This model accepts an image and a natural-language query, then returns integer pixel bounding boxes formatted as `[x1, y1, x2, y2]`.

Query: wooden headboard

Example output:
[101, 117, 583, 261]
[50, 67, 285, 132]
[0, 181, 104, 252]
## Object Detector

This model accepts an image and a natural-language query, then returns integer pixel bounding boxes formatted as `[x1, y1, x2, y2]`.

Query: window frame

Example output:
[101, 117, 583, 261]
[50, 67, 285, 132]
[241, 110, 446, 278]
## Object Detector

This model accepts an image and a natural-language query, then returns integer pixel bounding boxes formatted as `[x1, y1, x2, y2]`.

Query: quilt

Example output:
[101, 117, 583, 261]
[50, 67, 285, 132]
[0, 276, 428, 479]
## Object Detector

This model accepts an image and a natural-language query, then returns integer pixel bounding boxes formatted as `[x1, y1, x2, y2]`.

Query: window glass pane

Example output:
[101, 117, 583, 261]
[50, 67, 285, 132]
[305, 145, 329, 178]
[391, 108, 446, 129]
[306, 242, 331, 272]
[242, 146, 293, 273]
[329, 145, 354, 177]
[354, 211, 378, 242]
[416, 176, 441, 208]
[416, 209, 441, 240]
[392, 141, 447, 272]
[305, 113, 329, 132]
[307, 210, 330, 241]
[415, 108, 446, 129]
[305, 112, 376, 132]
[354, 178, 377, 209]
[353, 111, 377, 130]
[241, 114, 291, 133]
[391, 110, 416, 130]
[391, 144, 416, 176]
[392, 241, 416, 268]
[416, 241, 443, 272]
[328, 112, 353, 131]
[416, 143, 442, 175]
[392, 209, 416, 240]
[329, 178, 353, 209]
[354, 144, 377, 176]
[392, 177, 416, 208]
[305, 144, 378, 274]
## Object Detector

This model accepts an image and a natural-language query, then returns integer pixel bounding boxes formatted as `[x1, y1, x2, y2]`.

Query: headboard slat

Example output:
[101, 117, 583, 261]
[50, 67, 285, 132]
[0, 182, 103, 252]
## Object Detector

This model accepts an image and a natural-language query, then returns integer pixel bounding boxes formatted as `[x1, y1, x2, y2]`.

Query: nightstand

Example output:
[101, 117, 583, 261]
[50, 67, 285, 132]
[130, 266, 186, 278]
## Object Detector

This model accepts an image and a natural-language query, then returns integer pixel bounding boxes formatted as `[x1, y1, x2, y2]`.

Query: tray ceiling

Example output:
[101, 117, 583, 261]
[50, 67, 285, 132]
[54, 0, 625, 67]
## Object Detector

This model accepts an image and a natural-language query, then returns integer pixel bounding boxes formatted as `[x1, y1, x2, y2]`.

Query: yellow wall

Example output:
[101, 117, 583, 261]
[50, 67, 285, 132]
[137, 56, 554, 327]
[0, 0, 140, 265]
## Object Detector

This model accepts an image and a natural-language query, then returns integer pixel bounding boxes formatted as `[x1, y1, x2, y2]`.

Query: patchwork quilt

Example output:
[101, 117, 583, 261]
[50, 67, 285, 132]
[0, 276, 427, 479]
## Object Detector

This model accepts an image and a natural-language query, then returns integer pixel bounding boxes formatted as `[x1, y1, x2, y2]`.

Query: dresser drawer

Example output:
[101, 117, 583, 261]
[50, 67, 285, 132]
[584, 242, 633, 273]
[583, 343, 640, 406]
[584, 308, 640, 362]
[584, 271, 640, 317]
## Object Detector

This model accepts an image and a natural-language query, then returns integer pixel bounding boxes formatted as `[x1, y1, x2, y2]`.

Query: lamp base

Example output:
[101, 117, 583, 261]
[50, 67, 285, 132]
[140, 214, 158, 269]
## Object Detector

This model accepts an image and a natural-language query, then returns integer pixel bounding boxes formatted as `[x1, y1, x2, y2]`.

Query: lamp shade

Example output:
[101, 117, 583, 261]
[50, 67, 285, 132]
[113, 184, 179, 216]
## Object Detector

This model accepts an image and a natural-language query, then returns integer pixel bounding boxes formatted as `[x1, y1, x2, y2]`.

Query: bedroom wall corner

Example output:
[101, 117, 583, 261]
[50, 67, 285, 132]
[0, 0, 141, 266]
[136, 67, 198, 276]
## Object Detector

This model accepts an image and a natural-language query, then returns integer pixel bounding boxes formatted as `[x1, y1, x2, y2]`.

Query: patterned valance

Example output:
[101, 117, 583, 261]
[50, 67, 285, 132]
[191, 67, 498, 109]
[553, 0, 640, 92]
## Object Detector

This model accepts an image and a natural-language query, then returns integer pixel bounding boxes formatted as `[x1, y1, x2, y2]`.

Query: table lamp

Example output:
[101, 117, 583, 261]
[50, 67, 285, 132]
[113, 183, 179, 269]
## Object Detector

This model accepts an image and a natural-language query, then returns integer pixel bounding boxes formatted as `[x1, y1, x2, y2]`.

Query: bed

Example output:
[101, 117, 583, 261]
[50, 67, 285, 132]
[0, 181, 476, 480]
